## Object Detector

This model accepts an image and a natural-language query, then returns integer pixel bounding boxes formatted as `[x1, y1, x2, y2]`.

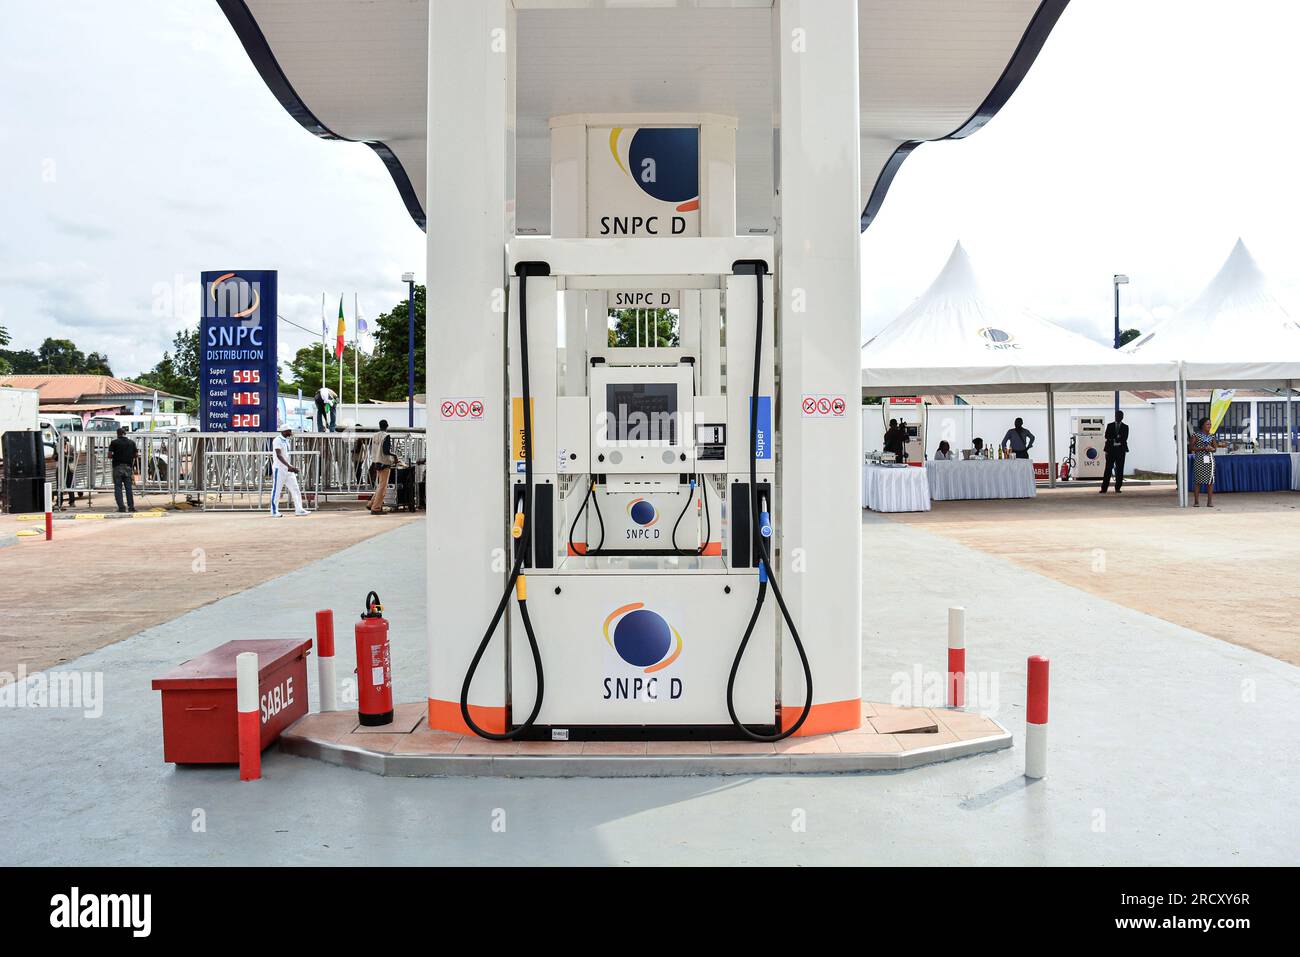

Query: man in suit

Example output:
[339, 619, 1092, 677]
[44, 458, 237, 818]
[1101, 410, 1129, 493]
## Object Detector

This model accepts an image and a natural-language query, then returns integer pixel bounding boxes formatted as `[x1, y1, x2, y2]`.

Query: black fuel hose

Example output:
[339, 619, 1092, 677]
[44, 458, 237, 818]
[726, 263, 814, 742]
[567, 479, 606, 556]
[460, 264, 546, 740]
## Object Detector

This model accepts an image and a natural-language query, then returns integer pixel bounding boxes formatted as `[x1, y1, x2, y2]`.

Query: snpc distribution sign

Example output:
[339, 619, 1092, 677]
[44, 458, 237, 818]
[200, 270, 278, 432]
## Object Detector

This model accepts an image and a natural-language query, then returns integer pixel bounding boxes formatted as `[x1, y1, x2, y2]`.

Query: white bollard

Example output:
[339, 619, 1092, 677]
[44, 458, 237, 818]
[946, 606, 966, 708]
[236, 651, 261, 781]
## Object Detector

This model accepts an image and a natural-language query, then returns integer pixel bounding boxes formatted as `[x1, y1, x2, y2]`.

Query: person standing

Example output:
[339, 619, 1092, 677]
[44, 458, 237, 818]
[1190, 416, 1217, 508]
[368, 419, 398, 514]
[1000, 418, 1035, 459]
[1101, 410, 1130, 493]
[108, 426, 138, 513]
[883, 419, 904, 463]
[314, 386, 338, 432]
[270, 423, 309, 517]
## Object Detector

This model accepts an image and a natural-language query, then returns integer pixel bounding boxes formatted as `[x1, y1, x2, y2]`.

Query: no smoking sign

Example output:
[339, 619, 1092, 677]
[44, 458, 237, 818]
[440, 397, 486, 421]
[801, 394, 848, 418]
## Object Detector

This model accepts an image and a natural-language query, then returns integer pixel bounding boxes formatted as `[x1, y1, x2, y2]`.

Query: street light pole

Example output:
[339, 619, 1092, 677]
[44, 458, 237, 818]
[1112, 273, 1129, 420]
[402, 271, 416, 428]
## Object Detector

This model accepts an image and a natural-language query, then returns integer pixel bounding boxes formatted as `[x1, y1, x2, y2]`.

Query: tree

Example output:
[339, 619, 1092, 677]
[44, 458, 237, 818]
[363, 285, 426, 401]
[607, 308, 678, 348]
[1117, 328, 1142, 347]
[0, 337, 113, 375]
[132, 328, 201, 413]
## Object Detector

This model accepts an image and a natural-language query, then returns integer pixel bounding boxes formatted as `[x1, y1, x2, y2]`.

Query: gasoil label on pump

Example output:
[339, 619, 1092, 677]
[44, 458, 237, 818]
[587, 127, 700, 239]
[511, 397, 535, 463]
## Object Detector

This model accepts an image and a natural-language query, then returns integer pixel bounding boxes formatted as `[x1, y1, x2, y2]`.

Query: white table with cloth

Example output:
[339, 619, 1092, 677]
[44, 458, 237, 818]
[861, 463, 931, 512]
[925, 459, 1038, 501]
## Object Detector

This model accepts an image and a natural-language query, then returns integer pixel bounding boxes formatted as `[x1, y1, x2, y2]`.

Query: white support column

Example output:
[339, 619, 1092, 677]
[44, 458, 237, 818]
[1279, 379, 1289, 455]
[1175, 368, 1188, 508]
[427, 0, 514, 734]
[775, 0, 863, 733]
[563, 291, 586, 396]
[1046, 385, 1056, 488]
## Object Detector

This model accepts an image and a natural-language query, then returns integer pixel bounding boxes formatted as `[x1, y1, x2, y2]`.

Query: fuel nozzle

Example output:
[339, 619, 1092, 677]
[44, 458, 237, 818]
[758, 495, 772, 538]
[511, 510, 526, 539]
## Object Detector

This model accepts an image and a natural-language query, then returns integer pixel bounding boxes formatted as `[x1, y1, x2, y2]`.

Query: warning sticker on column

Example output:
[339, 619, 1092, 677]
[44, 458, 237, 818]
[439, 397, 486, 421]
[802, 394, 848, 418]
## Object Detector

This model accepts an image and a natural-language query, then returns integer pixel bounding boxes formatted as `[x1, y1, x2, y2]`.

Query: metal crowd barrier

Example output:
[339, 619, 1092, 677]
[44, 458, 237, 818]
[54, 431, 425, 511]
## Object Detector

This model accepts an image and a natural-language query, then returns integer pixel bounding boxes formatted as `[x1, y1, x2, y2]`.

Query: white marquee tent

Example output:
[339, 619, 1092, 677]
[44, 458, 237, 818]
[861, 242, 1178, 488]
[862, 243, 1177, 395]
[1127, 238, 1298, 504]
[1128, 239, 1300, 387]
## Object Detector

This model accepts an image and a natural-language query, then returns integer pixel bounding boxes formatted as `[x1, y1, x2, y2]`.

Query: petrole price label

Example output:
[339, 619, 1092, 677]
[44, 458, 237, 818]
[801, 394, 848, 418]
[439, 397, 486, 421]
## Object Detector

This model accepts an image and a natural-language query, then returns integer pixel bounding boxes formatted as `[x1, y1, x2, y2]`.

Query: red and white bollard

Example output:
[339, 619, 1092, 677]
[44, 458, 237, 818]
[315, 609, 338, 712]
[44, 482, 53, 541]
[236, 651, 261, 781]
[946, 606, 965, 708]
[1025, 655, 1050, 779]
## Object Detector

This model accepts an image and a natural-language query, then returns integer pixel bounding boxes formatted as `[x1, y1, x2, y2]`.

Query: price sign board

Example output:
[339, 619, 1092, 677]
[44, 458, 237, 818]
[200, 270, 279, 432]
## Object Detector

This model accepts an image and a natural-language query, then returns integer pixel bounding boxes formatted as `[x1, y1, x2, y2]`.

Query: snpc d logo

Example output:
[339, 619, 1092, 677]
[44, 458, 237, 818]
[207, 272, 262, 320]
[625, 497, 661, 540]
[600, 127, 699, 236]
[604, 603, 681, 671]
[977, 327, 1020, 350]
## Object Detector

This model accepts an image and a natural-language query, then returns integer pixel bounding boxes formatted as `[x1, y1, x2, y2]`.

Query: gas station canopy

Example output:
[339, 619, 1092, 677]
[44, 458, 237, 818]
[216, 0, 1069, 232]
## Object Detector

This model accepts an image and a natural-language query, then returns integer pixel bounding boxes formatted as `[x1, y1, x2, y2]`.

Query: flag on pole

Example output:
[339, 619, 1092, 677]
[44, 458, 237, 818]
[335, 296, 346, 360]
[1209, 389, 1236, 433]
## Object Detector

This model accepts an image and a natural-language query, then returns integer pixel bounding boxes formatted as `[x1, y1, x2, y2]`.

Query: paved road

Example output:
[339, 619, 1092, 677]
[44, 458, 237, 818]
[2, 516, 1295, 865]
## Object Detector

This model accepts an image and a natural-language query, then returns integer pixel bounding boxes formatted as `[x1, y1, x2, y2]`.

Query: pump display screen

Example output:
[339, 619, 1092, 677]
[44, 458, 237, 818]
[605, 383, 678, 444]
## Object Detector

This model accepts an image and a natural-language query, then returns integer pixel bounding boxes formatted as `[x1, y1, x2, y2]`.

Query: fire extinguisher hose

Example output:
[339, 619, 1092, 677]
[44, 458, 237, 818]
[459, 263, 547, 740]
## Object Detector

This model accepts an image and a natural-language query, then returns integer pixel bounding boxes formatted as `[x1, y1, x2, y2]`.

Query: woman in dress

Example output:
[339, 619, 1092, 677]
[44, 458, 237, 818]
[1189, 416, 1217, 507]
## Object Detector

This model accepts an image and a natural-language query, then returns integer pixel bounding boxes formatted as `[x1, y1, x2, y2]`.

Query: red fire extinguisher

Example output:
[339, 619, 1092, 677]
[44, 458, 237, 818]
[355, 590, 393, 726]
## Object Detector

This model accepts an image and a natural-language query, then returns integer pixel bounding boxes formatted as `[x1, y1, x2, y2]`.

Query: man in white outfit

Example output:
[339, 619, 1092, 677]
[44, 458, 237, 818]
[270, 423, 309, 517]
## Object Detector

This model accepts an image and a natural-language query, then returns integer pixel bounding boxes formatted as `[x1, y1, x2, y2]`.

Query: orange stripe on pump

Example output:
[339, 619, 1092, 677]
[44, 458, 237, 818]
[567, 542, 588, 556]
[602, 602, 643, 647]
[699, 541, 722, 556]
[780, 698, 863, 737]
[428, 698, 506, 736]
[645, 627, 683, 673]
[675, 198, 700, 212]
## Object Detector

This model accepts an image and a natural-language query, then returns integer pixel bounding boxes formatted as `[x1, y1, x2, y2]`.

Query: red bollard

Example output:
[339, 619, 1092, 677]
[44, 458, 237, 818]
[315, 610, 337, 712]
[946, 606, 965, 707]
[1025, 655, 1050, 779]
[236, 651, 261, 781]
[44, 482, 53, 541]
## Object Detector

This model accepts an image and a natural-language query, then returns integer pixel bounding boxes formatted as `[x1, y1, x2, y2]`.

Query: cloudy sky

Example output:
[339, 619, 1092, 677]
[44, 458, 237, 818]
[2, 0, 1298, 377]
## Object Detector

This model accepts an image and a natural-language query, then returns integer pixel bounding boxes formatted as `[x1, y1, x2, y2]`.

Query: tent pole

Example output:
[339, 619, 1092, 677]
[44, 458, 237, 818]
[1046, 384, 1056, 488]
[1175, 367, 1188, 508]
[1286, 379, 1294, 454]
